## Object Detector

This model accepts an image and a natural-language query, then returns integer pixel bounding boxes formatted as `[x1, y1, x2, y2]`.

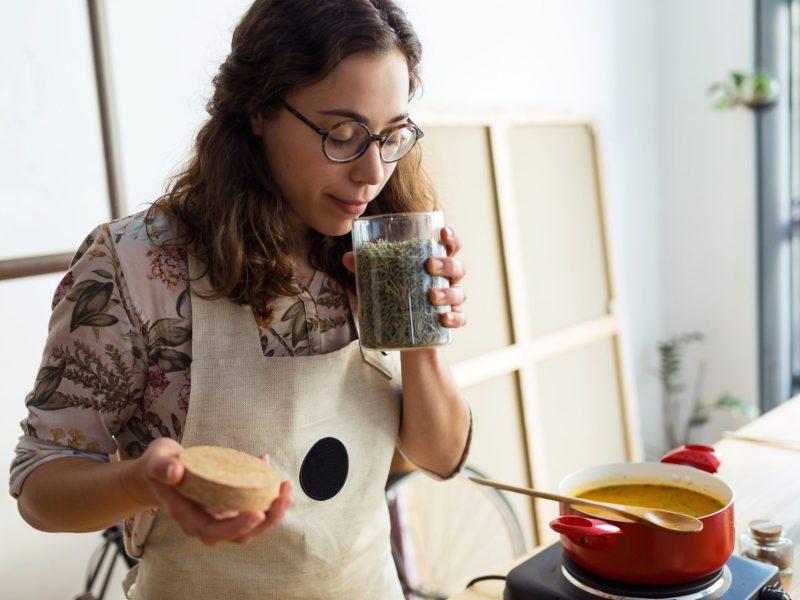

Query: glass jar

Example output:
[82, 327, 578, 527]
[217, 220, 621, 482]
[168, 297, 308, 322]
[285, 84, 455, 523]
[739, 519, 794, 588]
[351, 212, 451, 350]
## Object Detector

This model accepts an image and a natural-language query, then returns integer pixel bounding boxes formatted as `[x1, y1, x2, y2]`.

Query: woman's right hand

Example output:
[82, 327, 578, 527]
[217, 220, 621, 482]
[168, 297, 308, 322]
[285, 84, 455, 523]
[129, 437, 294, 546]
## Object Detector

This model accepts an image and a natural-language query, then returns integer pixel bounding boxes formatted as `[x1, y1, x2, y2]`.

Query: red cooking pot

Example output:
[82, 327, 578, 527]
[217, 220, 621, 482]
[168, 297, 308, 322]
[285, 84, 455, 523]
[549, 445, 735, 585]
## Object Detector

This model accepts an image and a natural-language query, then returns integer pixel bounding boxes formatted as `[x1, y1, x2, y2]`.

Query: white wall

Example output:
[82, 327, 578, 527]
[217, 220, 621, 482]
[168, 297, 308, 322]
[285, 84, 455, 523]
[656, 0, 758, 447]
[1, 1, 757, 598]
[403, 0, 668, 453]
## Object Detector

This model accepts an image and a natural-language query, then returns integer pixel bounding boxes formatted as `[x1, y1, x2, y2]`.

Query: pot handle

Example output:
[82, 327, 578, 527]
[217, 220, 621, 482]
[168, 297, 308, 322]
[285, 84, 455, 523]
[660, 444, 721, 473]
[549, 516, 622, 550]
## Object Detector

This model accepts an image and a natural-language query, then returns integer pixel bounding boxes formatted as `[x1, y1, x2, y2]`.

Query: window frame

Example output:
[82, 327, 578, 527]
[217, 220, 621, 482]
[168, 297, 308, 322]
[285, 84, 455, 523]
[757, 0, 796, 411]
[0, 0, 124, 281]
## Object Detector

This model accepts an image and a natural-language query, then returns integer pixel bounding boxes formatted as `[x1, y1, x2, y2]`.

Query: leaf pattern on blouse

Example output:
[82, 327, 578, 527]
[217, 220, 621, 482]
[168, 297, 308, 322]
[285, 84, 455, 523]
[10, 209, 356, 557]
[315, 277, 349, 333]
[282, 299, 309, 350]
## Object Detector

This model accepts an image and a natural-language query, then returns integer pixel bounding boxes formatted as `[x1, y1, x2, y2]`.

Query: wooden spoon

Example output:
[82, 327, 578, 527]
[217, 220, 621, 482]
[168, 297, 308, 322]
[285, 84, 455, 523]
[469, 476, 703, 534]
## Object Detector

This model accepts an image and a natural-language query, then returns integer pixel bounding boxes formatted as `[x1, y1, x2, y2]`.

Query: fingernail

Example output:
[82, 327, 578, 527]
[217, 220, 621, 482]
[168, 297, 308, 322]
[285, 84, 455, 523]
[166, 464, 175, 482]
[433, 290, 445, 302]
[429, 259, 443, 272]
[445, 227, 455, 237]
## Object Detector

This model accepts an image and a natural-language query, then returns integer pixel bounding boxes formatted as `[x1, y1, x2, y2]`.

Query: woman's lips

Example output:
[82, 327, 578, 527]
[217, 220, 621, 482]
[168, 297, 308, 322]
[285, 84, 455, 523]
[331, 196, 369, 216]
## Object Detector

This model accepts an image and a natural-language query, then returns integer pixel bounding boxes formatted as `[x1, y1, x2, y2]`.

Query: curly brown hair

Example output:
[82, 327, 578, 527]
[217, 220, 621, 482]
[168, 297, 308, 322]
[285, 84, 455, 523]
[150, 0, 438, 318]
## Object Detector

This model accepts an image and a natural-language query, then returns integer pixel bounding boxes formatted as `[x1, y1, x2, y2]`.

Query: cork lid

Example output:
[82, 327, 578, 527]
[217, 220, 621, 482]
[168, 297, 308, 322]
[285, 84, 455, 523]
[749, 519, 784, 541]
[176, 445, 281, 512]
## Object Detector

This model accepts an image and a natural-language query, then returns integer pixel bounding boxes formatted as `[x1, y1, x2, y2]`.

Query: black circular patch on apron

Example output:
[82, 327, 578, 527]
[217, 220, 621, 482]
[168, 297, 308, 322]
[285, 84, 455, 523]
[299, 437, 349, 501]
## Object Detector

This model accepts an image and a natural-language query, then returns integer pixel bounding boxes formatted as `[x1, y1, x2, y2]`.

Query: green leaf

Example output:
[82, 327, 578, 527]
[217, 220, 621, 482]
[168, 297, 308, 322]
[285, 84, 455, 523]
[290, 312, 309, 347]
[146, 412, 170, 437]
[81, 314, 119, 328]
[125, 441, 145, 459]
[713, 98, 734, 111]
[281, 299, 305, 322]
[176, 288, 189, 318]
[29, 364, 65, 405]
[688, 413, 709, 427]
[170, 413, 182, 439]
[149, 348, 192, 372]
[714, 393, 749, 415]
[147, 318, 191, 348]
[127, 416, 153, 444]
[278, 299, 309, 347]
[65, 280, 100, 301]
[69, 281, 115, 332]
[25, 390, 71, 411]
[715, 393, 737, 407]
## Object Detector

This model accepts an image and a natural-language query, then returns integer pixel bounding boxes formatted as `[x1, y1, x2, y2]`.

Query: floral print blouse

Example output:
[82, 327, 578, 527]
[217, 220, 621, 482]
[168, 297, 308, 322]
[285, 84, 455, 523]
[9, 208, 361, 556]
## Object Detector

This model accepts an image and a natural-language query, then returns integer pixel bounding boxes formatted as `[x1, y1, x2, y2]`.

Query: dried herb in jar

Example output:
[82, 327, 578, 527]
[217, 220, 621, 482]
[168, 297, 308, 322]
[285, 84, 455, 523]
[355, 238, 450, 349]
[739, 519, 794, 586]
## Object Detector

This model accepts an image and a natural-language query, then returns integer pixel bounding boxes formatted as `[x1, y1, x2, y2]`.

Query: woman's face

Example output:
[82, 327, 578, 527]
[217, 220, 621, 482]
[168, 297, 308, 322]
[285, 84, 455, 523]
[253, 50, 411, 238]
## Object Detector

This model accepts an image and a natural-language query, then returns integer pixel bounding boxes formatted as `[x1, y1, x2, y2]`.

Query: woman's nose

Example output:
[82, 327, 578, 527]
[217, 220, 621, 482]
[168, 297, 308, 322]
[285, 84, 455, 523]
[349, 142, 385, 186]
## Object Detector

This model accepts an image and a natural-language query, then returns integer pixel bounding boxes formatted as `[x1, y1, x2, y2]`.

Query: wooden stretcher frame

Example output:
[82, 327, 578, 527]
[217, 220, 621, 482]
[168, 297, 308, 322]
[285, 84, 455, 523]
[416, 112, 642, 545]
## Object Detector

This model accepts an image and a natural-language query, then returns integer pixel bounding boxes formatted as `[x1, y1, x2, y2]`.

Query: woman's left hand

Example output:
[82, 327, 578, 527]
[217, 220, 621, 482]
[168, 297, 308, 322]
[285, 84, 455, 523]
[342, 225, 467, 328]
[428, 226, 466, 328]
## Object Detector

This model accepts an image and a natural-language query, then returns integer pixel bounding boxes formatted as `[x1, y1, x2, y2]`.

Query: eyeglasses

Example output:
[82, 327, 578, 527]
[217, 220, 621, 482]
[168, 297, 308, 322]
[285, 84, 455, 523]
[282, 102, 424, 163]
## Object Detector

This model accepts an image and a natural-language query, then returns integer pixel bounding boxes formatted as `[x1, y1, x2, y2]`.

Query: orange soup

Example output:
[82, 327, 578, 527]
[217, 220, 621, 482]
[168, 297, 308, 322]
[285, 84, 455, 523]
[576, 483, 725, 518]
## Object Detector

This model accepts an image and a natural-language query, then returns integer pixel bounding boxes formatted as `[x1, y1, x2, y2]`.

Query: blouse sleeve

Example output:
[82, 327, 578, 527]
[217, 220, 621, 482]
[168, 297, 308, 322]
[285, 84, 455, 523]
[9, 225, 148, 498]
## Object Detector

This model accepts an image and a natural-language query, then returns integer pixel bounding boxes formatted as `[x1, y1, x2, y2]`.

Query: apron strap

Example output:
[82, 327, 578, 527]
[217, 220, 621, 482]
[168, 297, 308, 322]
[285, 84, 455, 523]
[188, 254, 263, 360]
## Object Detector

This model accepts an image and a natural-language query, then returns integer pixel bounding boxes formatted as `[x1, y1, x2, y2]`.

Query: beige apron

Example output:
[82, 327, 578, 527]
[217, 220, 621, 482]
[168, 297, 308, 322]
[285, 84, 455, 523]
[131, 257, 404, 599]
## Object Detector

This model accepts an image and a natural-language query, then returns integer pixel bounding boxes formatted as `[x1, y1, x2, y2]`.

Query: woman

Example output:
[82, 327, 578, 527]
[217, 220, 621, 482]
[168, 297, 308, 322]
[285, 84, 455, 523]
[11, 0, 470, 598]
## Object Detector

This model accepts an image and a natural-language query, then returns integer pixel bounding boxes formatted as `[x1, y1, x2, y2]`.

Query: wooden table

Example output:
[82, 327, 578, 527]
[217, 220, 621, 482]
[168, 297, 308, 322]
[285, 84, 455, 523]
[451, 397, 800, 599]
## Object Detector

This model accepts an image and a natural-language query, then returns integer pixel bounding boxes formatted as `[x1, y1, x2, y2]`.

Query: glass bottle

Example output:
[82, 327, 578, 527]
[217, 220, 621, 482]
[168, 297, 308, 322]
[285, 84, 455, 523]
[352, 212, 451, 350]
[740, 519, 794, 588]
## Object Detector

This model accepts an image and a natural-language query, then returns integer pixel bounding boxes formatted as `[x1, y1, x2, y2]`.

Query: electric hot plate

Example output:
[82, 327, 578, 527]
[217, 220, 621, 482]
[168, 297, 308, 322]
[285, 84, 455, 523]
[503, 543, 790, 599]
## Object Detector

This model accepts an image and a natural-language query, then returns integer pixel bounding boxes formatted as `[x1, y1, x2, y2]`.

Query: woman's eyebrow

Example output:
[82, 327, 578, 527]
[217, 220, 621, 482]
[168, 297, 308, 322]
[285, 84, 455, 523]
[319, 109, 409, 124]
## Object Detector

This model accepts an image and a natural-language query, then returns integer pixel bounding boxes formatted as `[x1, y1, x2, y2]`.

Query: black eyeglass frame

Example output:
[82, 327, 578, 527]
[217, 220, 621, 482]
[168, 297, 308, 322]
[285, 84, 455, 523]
[282, 101, 424, 163]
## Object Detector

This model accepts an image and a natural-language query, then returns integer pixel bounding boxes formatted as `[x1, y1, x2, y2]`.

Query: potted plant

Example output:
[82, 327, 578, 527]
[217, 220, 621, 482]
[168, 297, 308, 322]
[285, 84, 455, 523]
[707, 70, 780, 111]
[658, 331, 756, 449]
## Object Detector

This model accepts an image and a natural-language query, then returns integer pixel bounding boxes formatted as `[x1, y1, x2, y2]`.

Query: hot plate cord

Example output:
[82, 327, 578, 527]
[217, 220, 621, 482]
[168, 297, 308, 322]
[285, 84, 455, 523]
[465, 574, 507, 588]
